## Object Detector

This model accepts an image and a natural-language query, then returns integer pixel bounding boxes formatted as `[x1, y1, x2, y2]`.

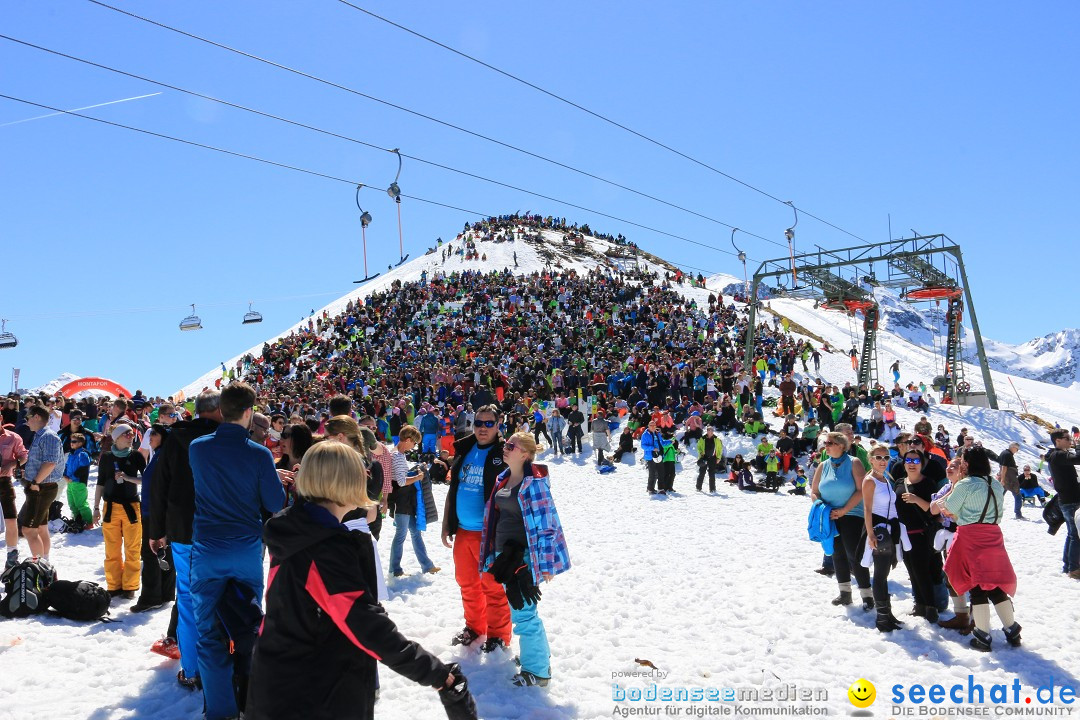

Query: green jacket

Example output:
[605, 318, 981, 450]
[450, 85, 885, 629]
[697, 436, 723, 458]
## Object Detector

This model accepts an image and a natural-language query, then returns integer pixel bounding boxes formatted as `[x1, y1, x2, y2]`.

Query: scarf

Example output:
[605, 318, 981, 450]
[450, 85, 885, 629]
[112, 446, 132, 458]
[343, 517, 388, 602]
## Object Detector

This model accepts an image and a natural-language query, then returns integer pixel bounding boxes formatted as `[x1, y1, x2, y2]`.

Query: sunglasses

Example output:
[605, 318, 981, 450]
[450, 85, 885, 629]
[822, 440, 838, 447]
[904, 458, 922, 464]
[474, 420, 497, 428]
[871, 455, 890, 461]
[504, 442, 518, 451]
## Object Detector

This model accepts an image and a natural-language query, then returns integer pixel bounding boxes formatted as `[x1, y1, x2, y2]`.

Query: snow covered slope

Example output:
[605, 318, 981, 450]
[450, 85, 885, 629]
[180, 224, 1080, 429]
[977, 329, 1080, 390]
[8, 222, 1080, 720]
[177, 227, 686, 399]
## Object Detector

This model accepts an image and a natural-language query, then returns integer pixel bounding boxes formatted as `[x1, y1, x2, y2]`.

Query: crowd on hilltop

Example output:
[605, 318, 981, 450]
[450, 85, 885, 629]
[3, 221, 1080, 716]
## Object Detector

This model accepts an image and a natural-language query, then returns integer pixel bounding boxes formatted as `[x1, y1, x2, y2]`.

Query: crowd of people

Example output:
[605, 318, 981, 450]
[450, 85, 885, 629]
[2, 219, 1079, 713]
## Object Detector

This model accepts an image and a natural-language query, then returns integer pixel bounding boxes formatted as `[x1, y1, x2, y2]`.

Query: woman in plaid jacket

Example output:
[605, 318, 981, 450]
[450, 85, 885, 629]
[479, 431, 570, 687]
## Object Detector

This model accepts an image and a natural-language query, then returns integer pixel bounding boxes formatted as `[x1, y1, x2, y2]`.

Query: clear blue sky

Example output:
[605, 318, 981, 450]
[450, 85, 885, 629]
[2, 1, 1077, 395]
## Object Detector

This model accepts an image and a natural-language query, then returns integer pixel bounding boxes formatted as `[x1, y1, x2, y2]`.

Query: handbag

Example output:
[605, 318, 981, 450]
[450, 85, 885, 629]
[872, 525, 894, 557]
[1043, 494, 1064, 535]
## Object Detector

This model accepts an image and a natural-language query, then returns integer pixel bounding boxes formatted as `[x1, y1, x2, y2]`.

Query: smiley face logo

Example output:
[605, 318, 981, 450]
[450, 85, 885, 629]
[848, 679, 876, 708]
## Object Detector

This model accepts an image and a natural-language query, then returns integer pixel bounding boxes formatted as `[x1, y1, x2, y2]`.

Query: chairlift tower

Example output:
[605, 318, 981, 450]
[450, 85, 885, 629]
[743, 234, 997, 409]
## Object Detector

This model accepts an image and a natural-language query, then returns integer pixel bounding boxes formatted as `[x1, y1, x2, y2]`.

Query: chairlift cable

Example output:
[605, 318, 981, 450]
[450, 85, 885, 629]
[0, 92, 757, 265]
[332, 0, 869, 243]
[64, 8, 788, 249]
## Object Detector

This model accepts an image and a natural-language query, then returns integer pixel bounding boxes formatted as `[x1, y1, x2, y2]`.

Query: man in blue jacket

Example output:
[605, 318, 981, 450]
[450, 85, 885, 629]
[640, 419, 662, 494]
[189, 382, 285, 720]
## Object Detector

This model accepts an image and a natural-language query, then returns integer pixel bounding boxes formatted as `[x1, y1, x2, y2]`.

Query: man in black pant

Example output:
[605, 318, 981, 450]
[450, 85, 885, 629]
[696, 426, 722, 493]
[641, 420, 662, 494]
[566, 406, 585, 454]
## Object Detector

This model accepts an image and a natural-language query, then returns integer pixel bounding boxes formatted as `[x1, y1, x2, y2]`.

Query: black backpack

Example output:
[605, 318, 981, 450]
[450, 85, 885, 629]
[1, 558, 56, 618]
[46, 580, 112, 622]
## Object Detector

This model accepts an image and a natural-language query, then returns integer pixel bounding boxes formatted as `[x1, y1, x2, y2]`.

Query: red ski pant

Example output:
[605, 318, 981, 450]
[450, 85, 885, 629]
[454, 529, 511, 643]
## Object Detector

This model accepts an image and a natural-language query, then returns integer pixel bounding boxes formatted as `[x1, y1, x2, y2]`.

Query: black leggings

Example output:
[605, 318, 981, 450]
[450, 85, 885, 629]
[832, 515, 871, 589]
[901, 531, 941, 607]
[533, 423, 552, 445]
[969, 587, 1010, 606]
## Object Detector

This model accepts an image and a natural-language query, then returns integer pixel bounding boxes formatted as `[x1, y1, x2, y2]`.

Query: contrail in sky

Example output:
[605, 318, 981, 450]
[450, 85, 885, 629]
[0, 91, 162, 127]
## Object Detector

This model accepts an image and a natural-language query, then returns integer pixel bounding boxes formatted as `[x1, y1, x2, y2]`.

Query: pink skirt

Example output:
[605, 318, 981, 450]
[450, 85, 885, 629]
[943, 523, 1017, 597]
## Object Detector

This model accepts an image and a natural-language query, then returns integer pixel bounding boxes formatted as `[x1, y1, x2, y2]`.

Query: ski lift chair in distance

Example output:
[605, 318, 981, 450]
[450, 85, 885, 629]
[0, 319, 17, 349]
[353, 185, 380, 284]
[387, 149, 409, 267]
[179, 304, 203, 331]
[242, 302, 263, 325]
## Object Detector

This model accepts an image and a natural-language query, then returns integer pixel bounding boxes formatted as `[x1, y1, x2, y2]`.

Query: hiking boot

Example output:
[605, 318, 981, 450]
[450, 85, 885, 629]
[876, 608, 900, 633]
[131, 599, 164, 613]
[392, 570, 405, 577]
[925, 606, 939, 623]
[938, 613, 972, 632]
[1068, 569, 1080, 580]
[969, 628, 992, 652]
[814, 567, 834, 577]
[512, 671, 550, 687]
[862, 596, 875, 612]
[425, 566, 441, 575]
[831, 591, 852, 606]
[1003, 623, 1022, 647]
[5, 549, 17, 570]
[108, 589, 124, 599]
[151, 637, 181, 660]
[177, 669, 202, 690]
[910, 603, 926, 617]
[122, 590, 137, 600]
[451, 627, 482, 647]
[481, 637, 508, 654]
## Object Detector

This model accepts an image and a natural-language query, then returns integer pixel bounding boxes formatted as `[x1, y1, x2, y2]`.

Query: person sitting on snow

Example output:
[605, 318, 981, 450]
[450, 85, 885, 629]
[791, 467, 809, 495]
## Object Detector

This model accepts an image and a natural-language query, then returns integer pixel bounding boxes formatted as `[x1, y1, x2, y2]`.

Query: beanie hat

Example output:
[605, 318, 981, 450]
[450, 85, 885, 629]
[111, 423, 134, 441]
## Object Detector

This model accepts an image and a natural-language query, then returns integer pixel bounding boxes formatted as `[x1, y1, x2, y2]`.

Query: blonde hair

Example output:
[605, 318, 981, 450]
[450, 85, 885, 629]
[325, 415, 365, 456]
[398, 425, 421, 443]
[508, 431, 537, 460]
[825, 431, 850, 452]
[295, 441, 373, 509]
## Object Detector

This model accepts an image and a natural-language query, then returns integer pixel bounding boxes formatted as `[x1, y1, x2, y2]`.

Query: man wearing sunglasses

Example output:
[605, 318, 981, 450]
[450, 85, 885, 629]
[1045, 429, 1080, 578]
[441, 404, 511, 653]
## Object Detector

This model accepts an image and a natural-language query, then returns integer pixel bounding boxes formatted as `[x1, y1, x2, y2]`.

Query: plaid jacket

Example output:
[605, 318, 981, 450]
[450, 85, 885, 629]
[480, 462, 570, 584]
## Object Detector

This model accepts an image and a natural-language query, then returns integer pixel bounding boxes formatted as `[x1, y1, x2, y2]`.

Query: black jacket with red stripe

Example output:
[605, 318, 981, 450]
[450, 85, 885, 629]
[246, 502, 449, 720]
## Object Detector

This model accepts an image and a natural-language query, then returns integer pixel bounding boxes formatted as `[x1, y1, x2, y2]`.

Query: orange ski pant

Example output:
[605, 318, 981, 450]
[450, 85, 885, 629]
[453, 529, 511, 644]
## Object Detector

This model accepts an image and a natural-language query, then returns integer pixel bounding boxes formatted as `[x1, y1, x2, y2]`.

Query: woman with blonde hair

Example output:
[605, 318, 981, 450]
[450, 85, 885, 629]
[480, 431, 570, 687]
[810, 431, 873, 609]
[248, 442, 477, 719]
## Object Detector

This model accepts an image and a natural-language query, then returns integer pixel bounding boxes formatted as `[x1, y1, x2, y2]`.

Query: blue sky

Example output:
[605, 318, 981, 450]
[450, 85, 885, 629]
[2, 1, 1077, 395]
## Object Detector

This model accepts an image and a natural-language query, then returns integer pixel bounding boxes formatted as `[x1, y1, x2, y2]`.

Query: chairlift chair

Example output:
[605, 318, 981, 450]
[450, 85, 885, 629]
[0, 319, 17, 349]
[387, 149, 409, 267]
[179, 304, 203, 331]
[242, 302, 263, 325]
[353, 185, 380, 284]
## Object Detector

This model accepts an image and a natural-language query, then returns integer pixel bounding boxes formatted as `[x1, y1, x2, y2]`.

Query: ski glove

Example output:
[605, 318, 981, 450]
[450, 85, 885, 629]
[439, 662, 479, 720]
[489, 541, 542, 610]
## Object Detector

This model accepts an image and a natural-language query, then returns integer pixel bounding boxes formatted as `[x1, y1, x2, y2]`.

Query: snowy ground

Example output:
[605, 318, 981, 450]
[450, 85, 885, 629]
[10, 228, 1078, 718]
[2, 403, 1078, 720]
